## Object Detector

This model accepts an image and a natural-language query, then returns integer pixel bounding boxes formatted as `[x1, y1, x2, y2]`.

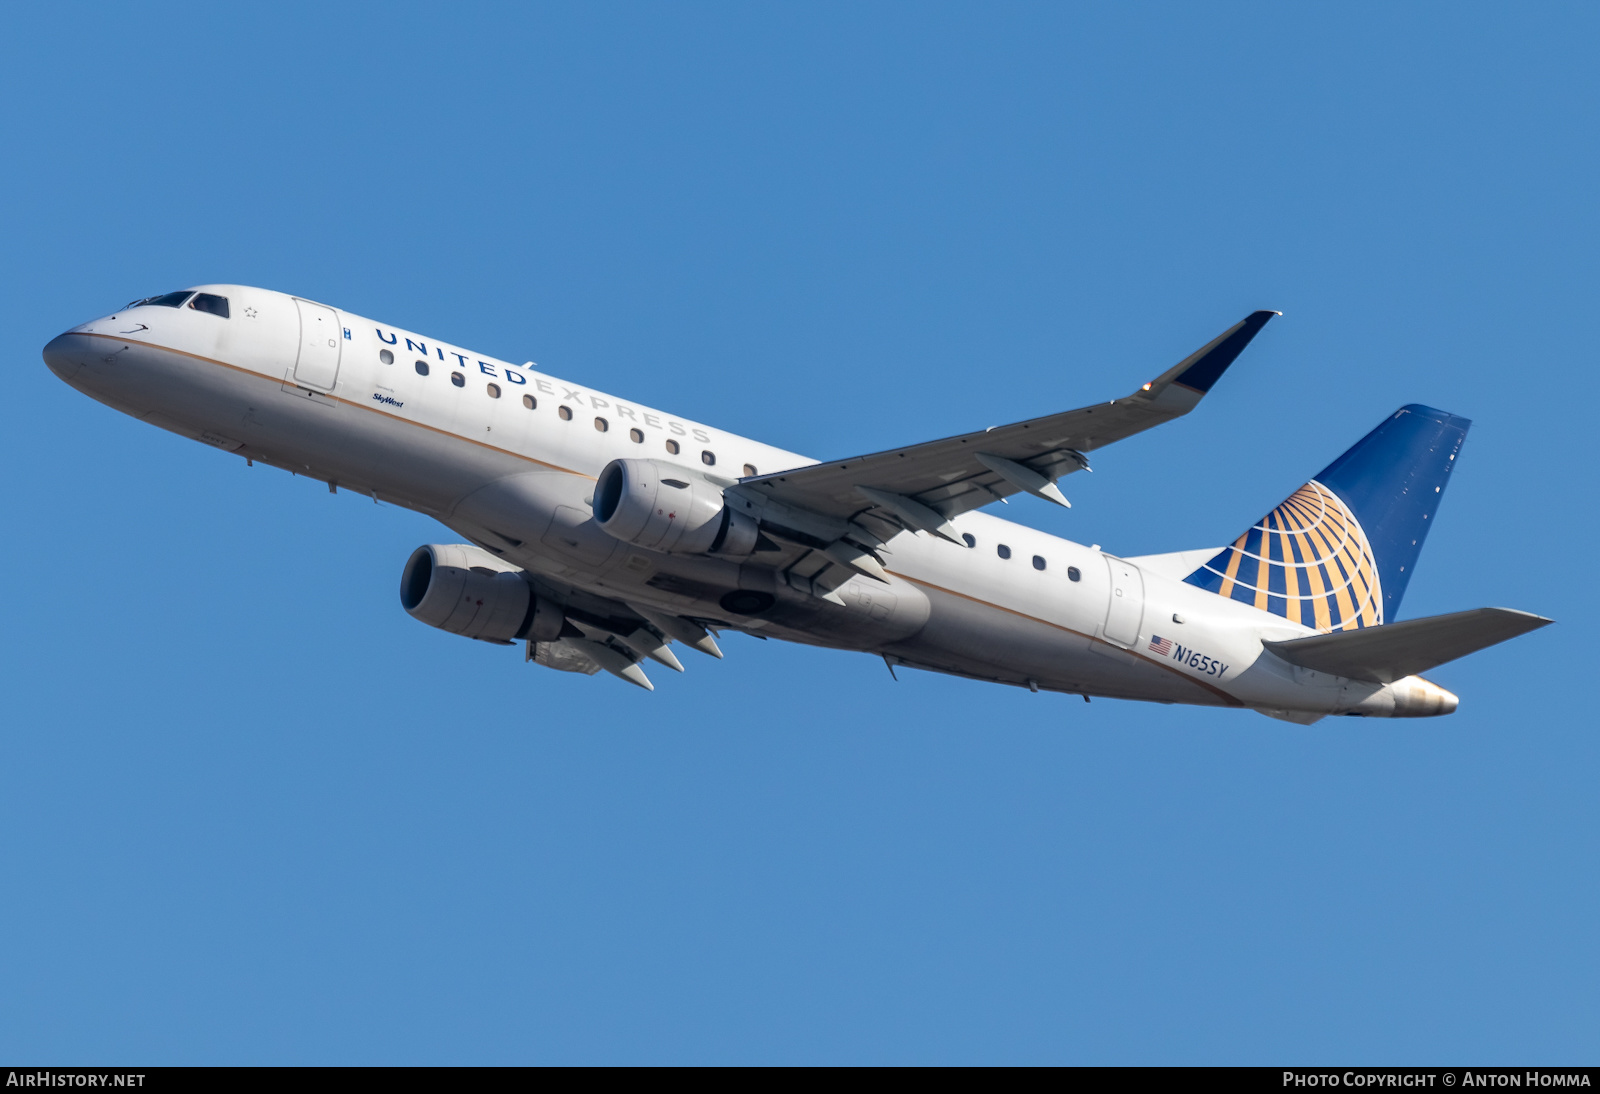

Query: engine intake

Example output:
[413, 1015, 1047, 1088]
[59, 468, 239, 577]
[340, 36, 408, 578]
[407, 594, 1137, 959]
[593, 459, 758, 556]
[399, 543, 563, 643]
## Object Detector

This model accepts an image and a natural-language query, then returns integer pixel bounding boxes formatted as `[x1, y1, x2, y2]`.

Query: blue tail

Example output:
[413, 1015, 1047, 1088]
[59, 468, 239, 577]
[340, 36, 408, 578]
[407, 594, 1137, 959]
[1185, 405, 1471, 630]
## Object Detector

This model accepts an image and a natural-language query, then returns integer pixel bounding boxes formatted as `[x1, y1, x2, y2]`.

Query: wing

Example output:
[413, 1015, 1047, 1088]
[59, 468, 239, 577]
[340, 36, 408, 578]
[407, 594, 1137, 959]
[502, 568, 727, 690]
[739, 311, 1277, 544]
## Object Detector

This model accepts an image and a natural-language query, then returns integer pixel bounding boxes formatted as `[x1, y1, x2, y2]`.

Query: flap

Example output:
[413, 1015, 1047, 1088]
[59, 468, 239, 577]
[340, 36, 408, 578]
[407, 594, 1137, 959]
[1263, 607, 1552, 684]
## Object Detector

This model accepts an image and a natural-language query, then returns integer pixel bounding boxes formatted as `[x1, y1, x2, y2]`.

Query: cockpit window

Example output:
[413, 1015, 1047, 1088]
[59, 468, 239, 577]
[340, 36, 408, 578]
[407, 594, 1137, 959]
[124, 291, 194, 309]
[187, 293, 229, 318]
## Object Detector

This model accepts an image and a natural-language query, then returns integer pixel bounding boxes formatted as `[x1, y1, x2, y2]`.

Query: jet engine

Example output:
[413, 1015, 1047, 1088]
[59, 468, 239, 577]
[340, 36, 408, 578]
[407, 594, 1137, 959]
[399, 543, 564, 643]
[592, 459, 759, 556]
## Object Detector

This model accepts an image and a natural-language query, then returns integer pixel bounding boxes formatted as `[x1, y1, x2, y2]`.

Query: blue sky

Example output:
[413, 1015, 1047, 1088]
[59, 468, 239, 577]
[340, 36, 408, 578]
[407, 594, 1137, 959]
[1, 1, 1594, 1064]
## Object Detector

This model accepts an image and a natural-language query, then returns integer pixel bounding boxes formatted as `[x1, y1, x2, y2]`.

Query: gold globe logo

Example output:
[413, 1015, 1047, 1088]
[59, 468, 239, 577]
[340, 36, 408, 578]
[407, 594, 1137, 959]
[1196, 481, 1383, 632]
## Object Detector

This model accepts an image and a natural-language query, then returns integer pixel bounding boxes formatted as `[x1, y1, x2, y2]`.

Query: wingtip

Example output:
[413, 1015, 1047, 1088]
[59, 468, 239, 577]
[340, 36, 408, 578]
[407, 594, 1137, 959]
[1164, 310, 1277, 395]
[1497, 608, 1556, 629]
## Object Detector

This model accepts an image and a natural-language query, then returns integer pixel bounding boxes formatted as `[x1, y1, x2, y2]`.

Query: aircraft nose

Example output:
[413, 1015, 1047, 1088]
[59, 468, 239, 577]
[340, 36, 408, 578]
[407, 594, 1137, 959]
[43, 332, 85, 381]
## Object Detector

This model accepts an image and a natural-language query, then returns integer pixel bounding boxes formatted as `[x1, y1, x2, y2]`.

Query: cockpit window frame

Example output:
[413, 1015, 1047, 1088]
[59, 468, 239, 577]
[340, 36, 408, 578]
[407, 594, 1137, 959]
[124, 291, 195, 310]
[187, 292, 230, 318]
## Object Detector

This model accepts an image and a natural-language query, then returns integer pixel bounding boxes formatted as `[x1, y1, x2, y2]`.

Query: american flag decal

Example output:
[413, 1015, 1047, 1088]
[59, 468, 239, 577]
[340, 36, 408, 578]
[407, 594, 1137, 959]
[1148, 635, 1172, 656]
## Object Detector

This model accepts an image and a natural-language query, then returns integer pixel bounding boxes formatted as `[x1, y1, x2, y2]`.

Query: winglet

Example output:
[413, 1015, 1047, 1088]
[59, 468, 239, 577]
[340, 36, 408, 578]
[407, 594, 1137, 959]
[1150, 310, 1278, 397]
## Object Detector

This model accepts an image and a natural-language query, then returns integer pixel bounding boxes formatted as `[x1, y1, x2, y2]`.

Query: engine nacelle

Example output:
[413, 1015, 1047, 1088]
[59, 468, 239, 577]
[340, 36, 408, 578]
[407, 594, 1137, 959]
[399, 543, 564, 643]
[592, 459, 759, 556]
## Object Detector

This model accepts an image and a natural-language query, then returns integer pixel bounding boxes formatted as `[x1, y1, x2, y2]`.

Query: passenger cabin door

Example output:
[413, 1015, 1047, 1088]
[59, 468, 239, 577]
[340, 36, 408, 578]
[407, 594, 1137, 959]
[1102, 556, 1145, 648]
[292, 299, 343, 391]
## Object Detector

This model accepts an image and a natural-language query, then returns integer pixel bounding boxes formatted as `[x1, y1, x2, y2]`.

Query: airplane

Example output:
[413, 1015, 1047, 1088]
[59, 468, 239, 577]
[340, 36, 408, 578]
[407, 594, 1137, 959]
[42, 286, 1551, 722]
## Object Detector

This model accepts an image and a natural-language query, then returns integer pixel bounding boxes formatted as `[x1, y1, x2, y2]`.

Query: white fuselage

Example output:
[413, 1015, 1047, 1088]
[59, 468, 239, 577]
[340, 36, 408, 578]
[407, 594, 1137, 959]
[43, 284, 1456, 719]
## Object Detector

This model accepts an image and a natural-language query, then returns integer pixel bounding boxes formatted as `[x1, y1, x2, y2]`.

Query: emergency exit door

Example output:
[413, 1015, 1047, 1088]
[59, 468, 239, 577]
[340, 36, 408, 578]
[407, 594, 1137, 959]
[292, 298, 343, 391]
[1102, 556, 1145, 648]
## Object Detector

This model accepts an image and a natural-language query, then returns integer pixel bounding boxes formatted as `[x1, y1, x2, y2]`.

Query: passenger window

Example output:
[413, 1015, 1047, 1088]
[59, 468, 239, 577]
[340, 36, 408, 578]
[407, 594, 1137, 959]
[997, 544, 1011, 559]
[1067, 566, 1081, 582]
[629, 428, 644, 443]
[522, 394, 536, 410]
[379, 349, 394, 365]
[1032, 555, 1046, 571]
[962, 533, 976, 548]
[486, 383, 501, 399]
[701, 450, 716, 466]
[187, 293, 229, 318]
[743, 463, 758, 477]
[415, 361, 430, 376]
[559, 406, 573, 421]
[666, 439, 680, 454]
[125, 291, 193, 309]
[450, 372, 465, 388]
[595, 417, 609, 432]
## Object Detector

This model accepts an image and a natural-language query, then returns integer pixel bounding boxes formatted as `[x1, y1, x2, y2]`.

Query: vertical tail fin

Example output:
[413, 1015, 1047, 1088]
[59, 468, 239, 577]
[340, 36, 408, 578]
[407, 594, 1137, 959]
[1185, 404, 1471, 629]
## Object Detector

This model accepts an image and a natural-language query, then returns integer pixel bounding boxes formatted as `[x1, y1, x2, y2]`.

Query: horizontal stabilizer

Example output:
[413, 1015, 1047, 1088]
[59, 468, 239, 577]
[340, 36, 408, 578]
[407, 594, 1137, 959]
[1263, 608, 1551, 684]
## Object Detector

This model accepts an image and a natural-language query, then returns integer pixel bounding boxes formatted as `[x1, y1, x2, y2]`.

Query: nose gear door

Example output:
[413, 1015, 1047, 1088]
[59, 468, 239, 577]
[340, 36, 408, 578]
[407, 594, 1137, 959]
[292, 298, 343, 391]
[1102, 556, 1145, 648]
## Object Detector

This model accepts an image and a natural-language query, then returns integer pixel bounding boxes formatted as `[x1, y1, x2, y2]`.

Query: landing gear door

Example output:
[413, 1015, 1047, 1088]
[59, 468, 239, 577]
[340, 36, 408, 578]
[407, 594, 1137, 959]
[292, 298, 343, 391]
[1102, 556, 1145, 648]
